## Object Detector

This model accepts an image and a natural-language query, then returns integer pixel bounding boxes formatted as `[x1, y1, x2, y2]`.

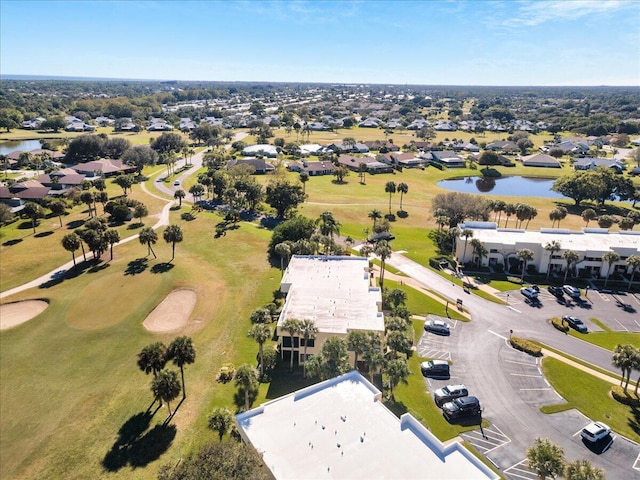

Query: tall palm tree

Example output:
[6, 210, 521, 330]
[23, 202, 42, 234]
[208, 408, 233, 442]
[61, 233, 80, 266]
[299, 319, 318, 378]
[368, 209, 382, 230]
[358, 162, 367, 184]
[582, 208, 597, 227]
[397, 182, 408, 211]
[493, 200, 506, 224]
[626, 255, 640, 288]
[562, 250, 580, 283]
[49, 200, 66, 228]
[544, 240, 561, 279]
[316, 211, 340, 241]
[504, 203, 517, 228]
[167, 336, 196, 399]
[460, 229, 473, 263]
[104, 229, 120, 261]
[347, 330, 369, 371]
[517, 249, 535, 283]
[137, 342, 168, 378]
[281, 318, 302, 372]
[632, 347, 640, 396]
[299, 171, 309, 194]
[248, 324, 271, 380]
[526, 438, 565, 480]
[174, 189, 186, 206]
[274, 242, 291, 272]
[163, 224, 184, 262]
[602, 251, 620, 287]
[235, 364, 259, 411]
[385, 358, 409, 402]
[364, 346, 385, 384]
[385, 181, 396, 215]
[564, 459, 605, 480]
[138, 226, 158, 259]
[470, 238, 487, 267]
[151, 369, 182, 417]
[612, 344, 636, 392]
[374, 240, 392, 287]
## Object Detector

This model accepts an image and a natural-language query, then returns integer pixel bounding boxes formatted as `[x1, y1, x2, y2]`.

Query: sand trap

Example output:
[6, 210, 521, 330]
[0, 300, 48, 330]
[143, 289, 197, 333]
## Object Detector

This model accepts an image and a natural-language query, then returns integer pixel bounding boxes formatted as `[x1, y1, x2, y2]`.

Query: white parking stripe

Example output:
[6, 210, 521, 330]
[503, 359, 538, 367]
[510, 373, 542, 378]
[488, 329, 508, 340]
[633, 452, 640, 471]
[507, 306, 522, 313]
[612, 317, 629, 332]
[520, 388, 551, 391]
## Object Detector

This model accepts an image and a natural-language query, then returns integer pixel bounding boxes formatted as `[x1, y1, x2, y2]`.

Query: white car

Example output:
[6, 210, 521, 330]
[424, 319, 450, 335]
[581, 422, 611, 443]
[434, 384, 468, 406]
[562, 285, 581, 298]
[520, 287, 538, 300]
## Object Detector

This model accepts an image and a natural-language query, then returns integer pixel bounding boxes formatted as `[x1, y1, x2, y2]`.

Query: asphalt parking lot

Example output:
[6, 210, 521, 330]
[415, 314, 457, 361]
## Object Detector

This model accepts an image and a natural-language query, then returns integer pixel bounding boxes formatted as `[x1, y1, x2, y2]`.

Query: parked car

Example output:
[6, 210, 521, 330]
[520, 287, 538, 300]
[434, 384, 468, 406]
[420, 360, 450, 378]
[173, 180, 180, 186]
[562, 315, 588, 333]
[548, 286, 564, 297]
[562, 285, 581, 298]
[581, 422, 611, 443]
[442, 396, 481, 420]
[424, 319, 450, 335]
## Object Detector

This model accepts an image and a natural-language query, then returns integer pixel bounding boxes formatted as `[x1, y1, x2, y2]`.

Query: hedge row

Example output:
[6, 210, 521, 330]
[510, 336, 543, 357]
[428, 160, 445, 170]
[551, 317, 569, 333]
[611, 385, 640, 407]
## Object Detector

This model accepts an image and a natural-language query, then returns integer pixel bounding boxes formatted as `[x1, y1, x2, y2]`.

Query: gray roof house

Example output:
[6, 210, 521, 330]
[521, 153, 562, 168]
[430, 150, 466, 168]
[573, 158, 626, 172]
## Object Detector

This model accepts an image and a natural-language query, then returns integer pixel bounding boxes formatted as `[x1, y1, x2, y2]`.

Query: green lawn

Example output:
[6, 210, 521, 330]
[540, 357, 639, 441]
[383, 278, 467, 321]
[567, 330, 640, 351]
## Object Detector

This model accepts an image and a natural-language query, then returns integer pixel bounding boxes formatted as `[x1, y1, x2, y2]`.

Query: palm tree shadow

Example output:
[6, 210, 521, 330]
[150, 262, 174, 274]
[125, 258, 148, 276]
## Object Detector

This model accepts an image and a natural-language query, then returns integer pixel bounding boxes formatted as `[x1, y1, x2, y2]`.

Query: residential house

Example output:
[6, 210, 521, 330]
[21, 117, 45, 130]
[37, 169, 86, 191]
[430, 150, 466, 168]
[406, 119, 430, 130]
[147, 117, 173, 131]
[95, 116, 115, 127]
[227, 158, 275, 174]
[307, 122, 331, 131]
[358, 117, 381, 128]
[363, 141, 399, 152]
[337, 155, 393, 174]
[377, 152, 424, 168]
[70, 159, 136, 178]
[242, 144, 279, 158]
[521, 153, 561, 168]
[0, 179, 50, 204]
[179, 118, 197, 131]
[486, 140, 518, 152]
[573, 157, 626, 172]
[433, 120, 457, 131]
[304, 160, 335, 176]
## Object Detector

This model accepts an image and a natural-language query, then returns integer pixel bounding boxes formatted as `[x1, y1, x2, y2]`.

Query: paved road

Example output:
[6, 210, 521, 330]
[387, 253, 639, 479]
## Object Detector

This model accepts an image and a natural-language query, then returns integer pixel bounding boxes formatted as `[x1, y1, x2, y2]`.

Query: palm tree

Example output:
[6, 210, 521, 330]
[299, 319, 318, 378]
[602, 251, 620, 287]
[22, 202, 42, 234]
[281, 318, 302, 372]
[517, 249, 535, 283]
[397, 182, 408, 212]
[504, 203, 517, 227]
[163, 224, 184, 262]
[174, 189, 186, 206]
[582, 208, 598, 227]
[248, 324, 271, 380]
[139, 226, 158, 259]
[134, 203, 148, 226]
[632, 347, 640, 396]
[385, 358, 409, 401]
[493, 200, 506, 224]
[104, 229, 120, 261]
[626, 255, 640, 288]
[49, 200, 66, 228]
[316, 211, 340, 242]
[61, 233, 81, 266]
[151, 369, 182, 417]
[526, 437, 565, 480]
[384, 181, 396, 215]
[347, 330, 369, 371]
[208, 408, 233, 442]
[368, 209, 382, 230]
[460, 229, 473, 263]
[274, 242, 291, 272]
[564, 459, 605, 480]
[470, 238, 487, 267]
[137, 342, 168, 378]
[364, 346, 385, 384]
[167, 336, 196, 399]
[562, 250, 580, 283]
[80, 191, 94, 218]
[358, 162, 367, 184]
[235, 364, 259, 411]
[374, 240, 392, 287]
[612, 344, 636, 392]
[544, 241, 561, 279]
[299, 171, 309, 194]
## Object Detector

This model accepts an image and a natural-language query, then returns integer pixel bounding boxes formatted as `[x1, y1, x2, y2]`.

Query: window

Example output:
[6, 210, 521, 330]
[301, 338, 315, 348]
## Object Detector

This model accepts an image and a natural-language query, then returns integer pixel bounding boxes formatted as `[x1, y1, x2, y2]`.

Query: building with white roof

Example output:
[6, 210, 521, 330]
[243, 144, 279, 158]
[456, 222, 640, 278]
[236, 370, 499, 480]
[277, 255, 384, 365]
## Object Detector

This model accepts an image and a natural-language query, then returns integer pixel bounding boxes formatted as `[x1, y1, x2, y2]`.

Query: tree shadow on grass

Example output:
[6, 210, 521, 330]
[34, 231, 54, 238]
[265, 365, 316, 400]
[88, 261, 110, 274]
[125, 258, 148, 276]
[102, 407, 176, 472]
[2, 238, 23, 246]
[17, 221, 34, 230]
[396, 210, 409, 219]
[151, 262, 174, 274]
[66, 219, 85, 229]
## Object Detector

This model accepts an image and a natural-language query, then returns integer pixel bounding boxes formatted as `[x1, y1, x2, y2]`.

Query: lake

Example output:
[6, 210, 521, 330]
[437, 176, 566, 199]
[0, 139, 45, 156]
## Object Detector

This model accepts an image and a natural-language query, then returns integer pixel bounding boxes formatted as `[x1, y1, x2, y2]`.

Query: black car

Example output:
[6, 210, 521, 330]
[442, 396, 481, 420]
[548, 286, 564, 297]
[562, 315, 588, 333]
[420, 360, 450, 378]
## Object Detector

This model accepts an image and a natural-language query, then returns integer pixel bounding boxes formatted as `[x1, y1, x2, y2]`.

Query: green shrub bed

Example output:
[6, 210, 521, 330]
[551, 317, 569, 333]
[510, 336, 542, 356]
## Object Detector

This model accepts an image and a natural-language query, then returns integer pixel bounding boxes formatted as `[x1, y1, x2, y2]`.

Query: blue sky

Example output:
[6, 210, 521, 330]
[1, 0, 639, 85]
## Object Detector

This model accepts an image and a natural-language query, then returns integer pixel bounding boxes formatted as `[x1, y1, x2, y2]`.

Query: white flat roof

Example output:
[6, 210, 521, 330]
[460, 222, 640, 254]
[278, 256, 384, 334]
[236, 371, 498, 480]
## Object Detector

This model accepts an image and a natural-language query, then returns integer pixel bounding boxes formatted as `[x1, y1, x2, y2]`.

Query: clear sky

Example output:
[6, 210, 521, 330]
[1, 0, 639, 86]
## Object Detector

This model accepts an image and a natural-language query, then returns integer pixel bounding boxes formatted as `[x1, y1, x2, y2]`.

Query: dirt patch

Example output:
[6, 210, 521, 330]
[0, 300, 48, 330]
[143, 289, 197, 333]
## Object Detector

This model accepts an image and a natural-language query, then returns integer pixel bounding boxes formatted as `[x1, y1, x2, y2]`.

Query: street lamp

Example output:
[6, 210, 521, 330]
[506, 293, 509, 305]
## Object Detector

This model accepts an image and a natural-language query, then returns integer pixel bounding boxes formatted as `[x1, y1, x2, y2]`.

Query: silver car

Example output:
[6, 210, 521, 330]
[434, 384, 468, 406]
[424, 319, 450, 335]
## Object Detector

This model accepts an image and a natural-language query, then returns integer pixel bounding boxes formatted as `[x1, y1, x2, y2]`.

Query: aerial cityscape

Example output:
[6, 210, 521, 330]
[1, 1, 639, 479]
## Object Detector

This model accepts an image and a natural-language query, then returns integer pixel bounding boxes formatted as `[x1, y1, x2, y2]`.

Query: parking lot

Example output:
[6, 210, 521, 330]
[498, 287, 640, 333]
[415, 315, 457, 361]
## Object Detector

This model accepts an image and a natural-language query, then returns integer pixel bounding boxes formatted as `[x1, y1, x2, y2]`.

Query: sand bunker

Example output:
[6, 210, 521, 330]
[0, 300, 48, 330]
[143, 289, 197, 333]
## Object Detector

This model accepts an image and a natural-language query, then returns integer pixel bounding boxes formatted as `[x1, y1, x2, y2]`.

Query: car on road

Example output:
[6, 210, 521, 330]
[520, 287, 539, 300]
[420, 360, 450, 378]
[548, 286, 564, 297]
[173, 180, 180, 186]
[562, 285, 581, 298]
[442, 396, 481, 420]
[434, 384, 468, 406]
[581, 422, 611, 443]
[424, 319, 450, 335]
[562, 315, 588, 333]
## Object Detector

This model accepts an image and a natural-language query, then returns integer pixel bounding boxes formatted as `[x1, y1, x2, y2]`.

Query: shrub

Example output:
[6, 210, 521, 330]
[509, 336, 542, 356]
[611, 385, 640, 406]
[428, 160, 445, 170]
[551, 317, 569, 333]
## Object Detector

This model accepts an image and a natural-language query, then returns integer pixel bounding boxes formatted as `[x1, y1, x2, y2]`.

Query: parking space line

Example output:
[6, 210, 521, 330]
[633, 452, 640, 471]
[507, 306, 522, 313]
[612, 318, 629, 332]
[632, 294, 640, 306]
[464, 430, 508, 444]
[510, 373, 543, 378]
[597, 291, 610, 301]
[488, 329, 508, 340]
[519, 388, 551, 391]
[504, 459, 537, 480]
[503, 359, 538, 367]
[573, 427, 583, 437]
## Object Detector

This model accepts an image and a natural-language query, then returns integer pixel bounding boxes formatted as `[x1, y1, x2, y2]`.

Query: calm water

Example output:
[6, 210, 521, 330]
[437, 176, 566, 199]
[0, 139, 45, 156]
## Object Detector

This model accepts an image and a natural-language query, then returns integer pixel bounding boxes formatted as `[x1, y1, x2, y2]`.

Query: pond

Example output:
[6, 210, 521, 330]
[0, 139, 45, 156]
[437, 176, 566, 199]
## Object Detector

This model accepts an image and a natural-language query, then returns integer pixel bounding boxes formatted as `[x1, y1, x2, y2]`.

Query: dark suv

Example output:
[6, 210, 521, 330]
[420, 360, 450, 378]
[442, 396, 481, 420]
